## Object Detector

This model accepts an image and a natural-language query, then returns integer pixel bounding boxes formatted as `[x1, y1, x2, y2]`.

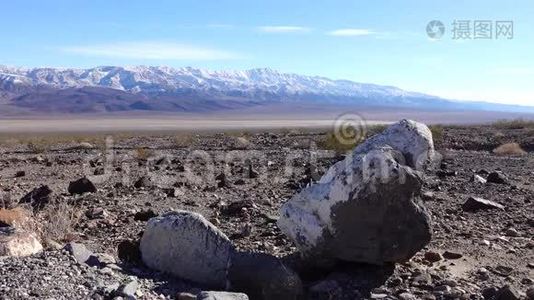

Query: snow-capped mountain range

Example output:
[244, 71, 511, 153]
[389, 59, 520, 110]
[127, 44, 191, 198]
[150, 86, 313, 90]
[0, 65, 531, 114]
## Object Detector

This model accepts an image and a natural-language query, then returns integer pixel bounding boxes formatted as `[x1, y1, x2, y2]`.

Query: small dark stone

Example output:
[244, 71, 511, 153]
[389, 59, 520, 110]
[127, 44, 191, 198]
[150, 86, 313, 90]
[234, 178, 246, 185]
[117, 240, 142, 264]
[86, 207, 106, 219]
[155, 156, 170, 166]
[494, 285, 520, 300]
[487, 171, 508, 184]
[477, 169, 490, 175]
[134, 176, 152, 189]
[493, 265, 514, 276]
[437, 170, 457, 178]
[462, 197, 504, 212]
[216, 173, 227, 188]
[424, 251, 442, 263]
[134, 209, 157, 222]
[248, 165, 259, 179]
[482, 287, 498, 299]
[14, 171, 25, 178]
[19, 185, 53, 209]
[93, 168, 105, 175]
[223, 200, 255, 216]
[442, 251, 462, 260]
[68, 177, 97, 195]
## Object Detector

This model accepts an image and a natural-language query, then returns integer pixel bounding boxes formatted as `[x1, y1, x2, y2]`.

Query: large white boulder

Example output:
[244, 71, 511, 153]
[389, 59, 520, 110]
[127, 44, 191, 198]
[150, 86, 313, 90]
[140, 210, 234, 288]
[278, 119, 434, 265]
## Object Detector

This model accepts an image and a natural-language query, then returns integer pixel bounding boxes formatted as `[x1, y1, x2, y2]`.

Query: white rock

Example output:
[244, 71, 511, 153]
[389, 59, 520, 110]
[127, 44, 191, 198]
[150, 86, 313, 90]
[0, 228, 43, 257]
[198, 291, 249, 300]
[278, 120, 434, 265]
[140, 210, 234, 288]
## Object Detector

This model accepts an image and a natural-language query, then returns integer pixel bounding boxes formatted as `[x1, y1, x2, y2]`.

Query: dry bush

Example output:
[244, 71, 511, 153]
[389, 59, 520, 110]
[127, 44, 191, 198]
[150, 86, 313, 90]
[135, 147, 154, 160]
[493, 142, 527, 156]
[429, 125, 444, 144]
[36, 200, 82, 243]
[233, 136, 251, 149]
[317, 124, 388, 154]
[318, 132, 361, 154]
[27, 139, 49, 153]
[493, 131, 505, 138]
[493, 119, 534, 129]
[174, 134, 194, 148]
[367, 124, 388, 136]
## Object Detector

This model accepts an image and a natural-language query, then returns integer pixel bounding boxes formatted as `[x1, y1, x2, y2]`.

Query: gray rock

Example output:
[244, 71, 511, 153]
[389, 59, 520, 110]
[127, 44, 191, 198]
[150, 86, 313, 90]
[197, 291, 249, 300]
[140, 210, 234, 288]
[228, 252, 302, 300]
[278, 120, 433, 265]
[64, 242, 94, 264]
[118, 279, 138, 298]
[462, 197, 504, 212]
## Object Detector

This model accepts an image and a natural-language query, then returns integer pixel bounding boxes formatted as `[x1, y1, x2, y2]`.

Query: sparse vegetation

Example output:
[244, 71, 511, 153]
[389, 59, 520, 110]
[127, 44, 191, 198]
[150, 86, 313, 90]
[174, 134, 194, 148]
[318, 131, 363, 154]
[135, 147, 154, 160]
[493, 142, 527, 156]
[27, 139, 49, 153]
[36, 200, 82, 242]
[429, 125, 444, 144]
[318, 124, 387, 154]
[493, 118, 534, 129]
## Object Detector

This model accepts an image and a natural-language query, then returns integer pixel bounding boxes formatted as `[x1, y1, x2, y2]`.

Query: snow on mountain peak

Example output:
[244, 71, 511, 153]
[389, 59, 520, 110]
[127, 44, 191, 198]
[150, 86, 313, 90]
[0, 65, 430, 100]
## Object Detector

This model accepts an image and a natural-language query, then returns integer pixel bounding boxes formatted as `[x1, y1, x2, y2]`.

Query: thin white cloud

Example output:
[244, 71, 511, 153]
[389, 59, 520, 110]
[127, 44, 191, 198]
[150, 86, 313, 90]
[257, 26, 311, 33]
[60, 41, 240, 60]
[327, 28, 375, 36]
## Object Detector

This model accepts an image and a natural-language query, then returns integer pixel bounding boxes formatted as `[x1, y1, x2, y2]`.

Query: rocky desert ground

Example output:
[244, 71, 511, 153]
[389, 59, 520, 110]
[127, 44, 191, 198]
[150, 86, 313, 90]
[0, 119, 532, 300]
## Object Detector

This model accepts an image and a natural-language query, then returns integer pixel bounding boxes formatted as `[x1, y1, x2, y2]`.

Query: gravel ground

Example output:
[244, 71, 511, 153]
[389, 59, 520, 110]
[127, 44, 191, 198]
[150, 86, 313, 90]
[0, 124, 532, 299]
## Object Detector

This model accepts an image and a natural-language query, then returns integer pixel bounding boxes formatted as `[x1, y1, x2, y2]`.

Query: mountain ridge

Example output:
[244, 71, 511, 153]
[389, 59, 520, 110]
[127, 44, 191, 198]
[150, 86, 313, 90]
[0, 65, 532, 115]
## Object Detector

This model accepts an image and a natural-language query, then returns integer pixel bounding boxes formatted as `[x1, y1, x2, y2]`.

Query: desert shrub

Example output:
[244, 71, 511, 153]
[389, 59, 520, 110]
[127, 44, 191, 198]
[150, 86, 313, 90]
[493, 119, 534, 129]
[231, 136, 251, 150]
[317, 124, 388, 154]
[493, 142, 527, 156]
[318, 132, 362, 154]
[367, 124, 388, 136]
[429, 125, 444, 144]
[36, 200, 82, 242]
[135, 147, 154, 160]
[174, 134, 194, 148]
[27, 139, 48, 153]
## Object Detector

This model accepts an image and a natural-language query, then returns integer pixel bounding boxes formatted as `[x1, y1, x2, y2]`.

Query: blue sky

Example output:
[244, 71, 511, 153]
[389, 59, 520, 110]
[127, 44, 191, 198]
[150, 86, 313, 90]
[1, 0, 533, 106]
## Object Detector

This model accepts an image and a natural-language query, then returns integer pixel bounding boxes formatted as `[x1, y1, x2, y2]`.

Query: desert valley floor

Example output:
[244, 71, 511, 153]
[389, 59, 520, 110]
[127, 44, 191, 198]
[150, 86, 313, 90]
[0, 121, 532, 299]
